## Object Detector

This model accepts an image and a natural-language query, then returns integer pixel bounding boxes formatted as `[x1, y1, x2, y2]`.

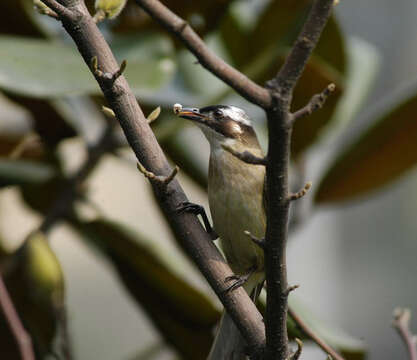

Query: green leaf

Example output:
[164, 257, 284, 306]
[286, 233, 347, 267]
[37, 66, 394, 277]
[1, 231, 65, 358]
[289, 297, 367, 359]
[75, 218, 220, 360]
[0, 34, 175, 98]
[316, 83, 417, 204]
[0, 159, 56, 187]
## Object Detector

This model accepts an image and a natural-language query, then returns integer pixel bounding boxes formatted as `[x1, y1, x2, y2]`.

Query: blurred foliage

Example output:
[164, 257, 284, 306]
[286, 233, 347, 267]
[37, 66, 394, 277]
[0, 0, 416, 359]
[0, 231, 65, 358]
[316, 84, 417, 203]
[75, 218, 220, 360]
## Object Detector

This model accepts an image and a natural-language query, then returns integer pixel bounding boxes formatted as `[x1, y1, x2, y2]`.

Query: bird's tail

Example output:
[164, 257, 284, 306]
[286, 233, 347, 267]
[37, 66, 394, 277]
[207, 276, 264, 360]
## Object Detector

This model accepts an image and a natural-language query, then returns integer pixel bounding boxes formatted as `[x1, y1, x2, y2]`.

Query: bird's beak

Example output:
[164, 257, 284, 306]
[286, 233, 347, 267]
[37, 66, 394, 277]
[177, 107, 207, 123]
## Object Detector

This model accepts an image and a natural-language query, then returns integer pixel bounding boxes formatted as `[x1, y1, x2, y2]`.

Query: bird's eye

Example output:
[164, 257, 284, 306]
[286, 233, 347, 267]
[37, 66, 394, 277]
[214, 109, 224, 118]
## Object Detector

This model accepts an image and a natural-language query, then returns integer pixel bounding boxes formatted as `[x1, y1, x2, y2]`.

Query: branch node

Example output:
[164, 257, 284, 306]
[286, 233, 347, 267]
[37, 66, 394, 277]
[112, 59, 127, 81]
[91, 56, 127, 83]
[244, 230, 266, 250]
[221, 144, 267, 166]
[34, 0, 59, 18]
[102, 106, 116, 118]
[287, 338, 303, 360]
[137, 162, 179, 188]
[146, 106, 161, 124]
[289, 182, 312, 201]
[175, 20, 188, 33]
[291, 83, 336, 123]
[38, 0, 73, 19]
[284, 284, 300, 296]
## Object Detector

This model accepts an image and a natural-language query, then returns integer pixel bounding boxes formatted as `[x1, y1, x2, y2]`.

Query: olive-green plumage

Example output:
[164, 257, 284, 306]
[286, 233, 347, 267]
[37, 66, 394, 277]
[177, 105, 266, 359]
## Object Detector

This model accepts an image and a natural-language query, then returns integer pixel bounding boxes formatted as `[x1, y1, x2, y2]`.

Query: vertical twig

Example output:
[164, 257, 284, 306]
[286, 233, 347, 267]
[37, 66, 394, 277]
[0, 274, 35, 360]
[393, 308, 417, 360]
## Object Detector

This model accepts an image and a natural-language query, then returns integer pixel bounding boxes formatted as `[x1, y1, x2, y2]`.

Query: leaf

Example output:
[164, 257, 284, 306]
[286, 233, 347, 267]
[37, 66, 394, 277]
[318, 37, 380, 144]
[289, 297, 367, 360]
[257, 292, 366, 359]
[0, 34, 175, 98]
[0, 159, 56, 187]
[0, 0, 45, 37]
[75, 218, 220, 360]
[316, 84, 417, 204]
[1, 231, 65, 358]
[111, 0, 233, 35]
[6, 94, 78, 147]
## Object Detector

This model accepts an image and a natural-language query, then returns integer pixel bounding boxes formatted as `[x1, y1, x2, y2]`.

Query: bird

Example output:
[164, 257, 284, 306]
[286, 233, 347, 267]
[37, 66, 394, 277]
[176, 104, 266, 359]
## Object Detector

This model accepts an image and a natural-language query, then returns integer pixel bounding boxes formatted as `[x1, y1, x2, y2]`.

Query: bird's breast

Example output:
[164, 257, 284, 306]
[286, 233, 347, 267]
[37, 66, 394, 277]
[208, 147, 266, 275]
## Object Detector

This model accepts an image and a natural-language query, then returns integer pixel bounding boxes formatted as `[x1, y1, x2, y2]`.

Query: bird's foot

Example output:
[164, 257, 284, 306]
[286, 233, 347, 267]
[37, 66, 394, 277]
[177, 201, 218, 240]
[224, 266, 257, 293]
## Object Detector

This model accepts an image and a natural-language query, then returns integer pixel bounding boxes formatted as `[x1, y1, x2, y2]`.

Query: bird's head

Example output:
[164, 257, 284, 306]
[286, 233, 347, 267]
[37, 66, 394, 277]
[177, 105, 259, 149]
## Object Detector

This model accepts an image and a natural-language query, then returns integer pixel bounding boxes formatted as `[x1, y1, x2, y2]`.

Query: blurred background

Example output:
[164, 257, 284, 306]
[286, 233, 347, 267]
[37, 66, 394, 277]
[0, 0, 417, 359]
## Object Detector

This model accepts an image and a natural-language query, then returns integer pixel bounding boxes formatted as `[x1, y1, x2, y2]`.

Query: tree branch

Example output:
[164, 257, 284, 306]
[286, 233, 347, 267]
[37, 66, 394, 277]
[288, 307, 345, 360]
[263, 1, 334, 359]
[134, 0, 272, 109]
[0, 274, 35, 360]
[393, 308, 417, 360]
[291, 83, 336, 124]
[267, 0, 335, 100]
[41, 0, 266, 355]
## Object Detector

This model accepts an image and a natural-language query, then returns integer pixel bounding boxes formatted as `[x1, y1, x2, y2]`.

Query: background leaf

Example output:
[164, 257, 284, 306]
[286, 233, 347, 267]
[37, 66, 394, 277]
[1, 231, 65, 358]
[0, 159, 56, 187]
[316, 84, 417, 203]
[0, 34, 175, 98]
[75, 218, 220, 360]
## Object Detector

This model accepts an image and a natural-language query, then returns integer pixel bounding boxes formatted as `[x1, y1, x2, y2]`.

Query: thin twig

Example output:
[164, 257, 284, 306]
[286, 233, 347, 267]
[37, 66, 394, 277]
[291, 84, 336, 123]
[221, 144, 267, 166]
[137, 162, 179, 188]
[288, 307, 345, 360]
[39, 0, 73, 18]
[134, 0, 271, 109]
[289, 338, 303, 360]
[393, 308, 417, 360]
[283, 285, 300, 296]
[289, 182, 312, 201]
[34, 0, 59, 18]
[267, 0, 335, 99]
[0, 274, 35, 360]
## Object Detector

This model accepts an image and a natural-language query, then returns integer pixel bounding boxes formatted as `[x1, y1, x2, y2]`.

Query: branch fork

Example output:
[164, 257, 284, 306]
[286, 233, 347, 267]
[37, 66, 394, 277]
[137, 162, 179, 190]
[221, 144, 267, 166]
[291, 83, 336, 123]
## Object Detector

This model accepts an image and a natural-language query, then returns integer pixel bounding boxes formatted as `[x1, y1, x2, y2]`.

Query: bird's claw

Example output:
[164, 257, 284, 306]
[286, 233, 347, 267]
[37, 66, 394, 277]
[177, 201, 218, 240]
[224, 273, 251, 293]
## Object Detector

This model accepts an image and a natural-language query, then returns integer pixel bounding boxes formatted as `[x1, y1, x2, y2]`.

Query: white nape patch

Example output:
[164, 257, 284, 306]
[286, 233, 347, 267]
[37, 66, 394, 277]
[223, 106, 252, 126]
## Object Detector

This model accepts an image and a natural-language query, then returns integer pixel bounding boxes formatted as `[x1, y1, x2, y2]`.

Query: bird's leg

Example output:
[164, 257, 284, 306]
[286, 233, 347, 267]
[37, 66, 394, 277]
[224, 265, 257, 293]
[177, 201, 218, 240]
